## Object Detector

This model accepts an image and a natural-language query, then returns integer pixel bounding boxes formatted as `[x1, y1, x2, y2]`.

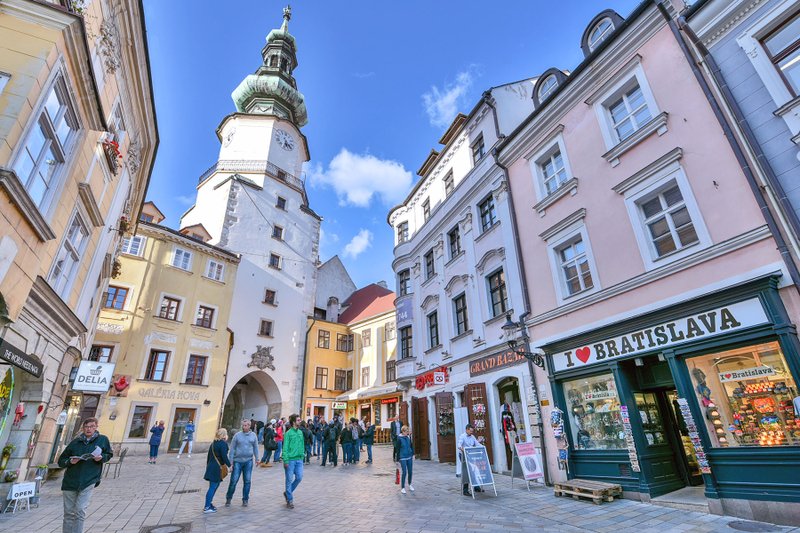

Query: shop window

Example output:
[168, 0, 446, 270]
[634, 392, 668, 446]
[386, 400, 397, 420]
[687, 341, 798, 447]
[128, 405, 153, 438]
[563, 372, 625, 450]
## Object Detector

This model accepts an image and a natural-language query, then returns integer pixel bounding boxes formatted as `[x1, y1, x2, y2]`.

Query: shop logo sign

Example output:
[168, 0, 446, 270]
[553, 298, 768, 372]
[718, 365, 775, 382]
[73, 361, 116, 392]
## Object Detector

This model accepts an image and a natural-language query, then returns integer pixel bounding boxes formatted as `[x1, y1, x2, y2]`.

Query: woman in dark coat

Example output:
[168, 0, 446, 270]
[148, 420, 165, 464]
[203, 428, 231, 513]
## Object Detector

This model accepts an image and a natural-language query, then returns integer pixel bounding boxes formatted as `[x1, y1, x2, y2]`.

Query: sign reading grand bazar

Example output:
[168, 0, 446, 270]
[552, 298, 769, 372]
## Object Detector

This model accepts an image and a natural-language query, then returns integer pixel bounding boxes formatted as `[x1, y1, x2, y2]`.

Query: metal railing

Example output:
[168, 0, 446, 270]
[197, 160, 304, 190]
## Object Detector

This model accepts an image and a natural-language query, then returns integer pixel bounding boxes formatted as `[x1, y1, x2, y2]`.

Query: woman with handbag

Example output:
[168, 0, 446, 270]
[203, 428, 231, 514]
[260, 420, 277, 466]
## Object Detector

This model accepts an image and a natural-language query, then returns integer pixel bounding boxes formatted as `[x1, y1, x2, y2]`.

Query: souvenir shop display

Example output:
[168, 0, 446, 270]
[551, 407, 569, 471]
[471, 402, 488, 445]
[563, 373, 625, 450]
[437, 404, 455, 437]
[501, 403, 518, 445]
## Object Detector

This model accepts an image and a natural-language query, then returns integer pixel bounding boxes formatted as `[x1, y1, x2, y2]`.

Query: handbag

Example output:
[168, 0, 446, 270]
[212, 445, 228, 480]
[395, 466, 400, 485]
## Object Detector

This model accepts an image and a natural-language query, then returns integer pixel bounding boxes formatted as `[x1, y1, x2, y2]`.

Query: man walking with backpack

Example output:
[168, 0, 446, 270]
[321, 418, 339, 467]
[282, 414, 305, 509]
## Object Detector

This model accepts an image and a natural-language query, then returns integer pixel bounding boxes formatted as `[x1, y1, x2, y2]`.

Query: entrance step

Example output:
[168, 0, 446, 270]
[651, 486, 709, 513]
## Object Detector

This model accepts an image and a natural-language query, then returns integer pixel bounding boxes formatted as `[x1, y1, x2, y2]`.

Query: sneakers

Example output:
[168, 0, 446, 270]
[188, 454, 192, 458]
[283, 491, 289, 504]
[176, 455, 181, 459]
[242, 500, 248, 507]
[463, 485, 470, 496]
[409, 484, 415, 492]
[286, 501, 294, 509]
[203, 506, 217, 514]
[400, 488, 407, 494]
[224, 499, 231, 507]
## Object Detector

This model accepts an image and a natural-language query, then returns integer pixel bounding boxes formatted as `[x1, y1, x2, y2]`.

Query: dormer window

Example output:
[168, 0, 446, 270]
[588, 18, 614, 52]
[538, 75, 558, 102]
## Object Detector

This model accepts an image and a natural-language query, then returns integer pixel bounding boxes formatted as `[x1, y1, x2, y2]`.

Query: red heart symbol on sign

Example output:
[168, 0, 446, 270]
[575, 347, 591, 363]
[724, 374, 732, 379]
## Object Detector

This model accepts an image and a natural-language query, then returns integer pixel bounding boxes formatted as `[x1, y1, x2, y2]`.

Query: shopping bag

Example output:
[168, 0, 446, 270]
[395, 467, 400, 485]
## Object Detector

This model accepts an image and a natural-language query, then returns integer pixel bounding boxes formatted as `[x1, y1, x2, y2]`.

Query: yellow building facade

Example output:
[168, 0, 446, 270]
[303, 318, 351, 422]
[0, 0, 156, 479]
[92, 207, 238, 454]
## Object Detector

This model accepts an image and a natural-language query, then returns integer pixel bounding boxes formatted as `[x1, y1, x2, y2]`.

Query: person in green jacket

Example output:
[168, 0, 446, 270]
[57, 417, 113, 533]
[282, 414, 305, 509]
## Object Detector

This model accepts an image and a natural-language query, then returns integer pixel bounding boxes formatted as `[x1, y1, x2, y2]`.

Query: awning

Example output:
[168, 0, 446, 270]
[356, 383, 400, 399]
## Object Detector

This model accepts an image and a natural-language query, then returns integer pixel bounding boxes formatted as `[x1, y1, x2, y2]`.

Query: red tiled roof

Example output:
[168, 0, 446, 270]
[338, 283, 395, 324]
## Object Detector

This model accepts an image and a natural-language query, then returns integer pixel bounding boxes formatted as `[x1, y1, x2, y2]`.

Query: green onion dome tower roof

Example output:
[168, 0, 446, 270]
[231, 5, 308, 127]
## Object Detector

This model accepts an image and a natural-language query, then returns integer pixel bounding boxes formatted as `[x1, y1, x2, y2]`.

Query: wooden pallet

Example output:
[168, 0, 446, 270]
[553, 479, 622, 505]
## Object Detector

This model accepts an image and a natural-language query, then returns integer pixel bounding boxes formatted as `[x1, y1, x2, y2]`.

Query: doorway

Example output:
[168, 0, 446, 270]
[360, 405, 372, 424]
[412, 397, 430, 460]
[496, 377, 525, 471]
[169, 408, 196, 451]
[313, 406, 326, 419]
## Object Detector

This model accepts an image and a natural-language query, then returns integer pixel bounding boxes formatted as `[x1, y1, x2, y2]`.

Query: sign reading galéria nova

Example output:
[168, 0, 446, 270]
[553, 298, 768, 372]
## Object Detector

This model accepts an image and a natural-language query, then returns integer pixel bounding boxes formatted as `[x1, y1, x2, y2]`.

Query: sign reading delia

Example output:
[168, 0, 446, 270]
[552, 298, 769, 372]
[469, 350, 527, 377]
[73, 361, 116, 392]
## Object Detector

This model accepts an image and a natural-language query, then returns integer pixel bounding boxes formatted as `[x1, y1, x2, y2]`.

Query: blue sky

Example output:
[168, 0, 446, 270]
[142, 0, 641, 289]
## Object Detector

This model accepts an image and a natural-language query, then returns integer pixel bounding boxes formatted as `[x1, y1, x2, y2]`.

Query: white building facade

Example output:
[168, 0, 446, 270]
[388, 80, 543, 471]
[180, 8, 320, 424]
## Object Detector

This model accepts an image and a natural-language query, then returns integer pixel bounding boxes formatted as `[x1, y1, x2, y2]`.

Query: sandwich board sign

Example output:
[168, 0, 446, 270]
[512, 442, 544, 490]
[463, 446, 498, 498]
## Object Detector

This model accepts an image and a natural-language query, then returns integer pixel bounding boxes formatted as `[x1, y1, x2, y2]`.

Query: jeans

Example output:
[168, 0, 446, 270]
[400, 458, 413, 488]
[358, 437, 363, 450]
[275, 440, 283, 461]
[63, 485, 94, 533]
[342, 442, 351, 463]
[205, 481, 220, 509]
[304, 443, 311, 463]
[225, 459, 253, 502]
[354, 441, 360, 462]
[366, 443, 373, 462]
[322, 441, 337, 465]
[313, 433, 322, 455]
[283, 460, 304, 502]
[149, 444, 159, 458]
[261, 446, 274, 463]
[178, 439, 193, 455]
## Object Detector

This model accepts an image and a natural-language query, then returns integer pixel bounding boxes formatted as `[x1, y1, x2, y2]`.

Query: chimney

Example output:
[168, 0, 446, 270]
[327, 297, 340, 323]
[377, 280, 388, 289]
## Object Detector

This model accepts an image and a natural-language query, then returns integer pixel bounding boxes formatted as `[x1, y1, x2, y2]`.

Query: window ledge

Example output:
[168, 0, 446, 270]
[269, 265, 282, 271]
[602, 111, 669, 167]
[201, 275, 225, 285]
[0, 167, 56, 241]
[182, 382, 209, 388]
[166, 264, 193, 275]
[421, 276, 437, 288]
[484, 310, 513, 327]
[774, 94, 800, 118]
[121, 253, 146, 261]
[137, 379, 172, 384]
[475, 222, 501, 243]
[152, 316, 183, 325]
[450, 329, 473, 343]
[263, 300, 278, 306]
[191, 324, 217, 332]
[257, 333, 274, 338]
[445, 250, 465, 267]
[424, 344, 443, 355]
[533, 178, 579, 217]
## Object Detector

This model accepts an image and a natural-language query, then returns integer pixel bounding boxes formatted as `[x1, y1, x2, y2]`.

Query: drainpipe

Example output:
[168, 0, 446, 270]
[654, 0, 800, 294]
[220, 327, 235, 428]
[299, 318, 316, 415]
[488, 97, 551, 486]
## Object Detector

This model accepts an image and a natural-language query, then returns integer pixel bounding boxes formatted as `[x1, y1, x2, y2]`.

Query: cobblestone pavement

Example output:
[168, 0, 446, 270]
[1, 445, 797, 533]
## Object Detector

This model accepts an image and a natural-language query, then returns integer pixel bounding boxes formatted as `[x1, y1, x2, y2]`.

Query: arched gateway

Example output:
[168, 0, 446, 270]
[221, 371, 282, 432]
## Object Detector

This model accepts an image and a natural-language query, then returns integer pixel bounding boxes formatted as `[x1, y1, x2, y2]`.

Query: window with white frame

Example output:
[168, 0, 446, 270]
[539, 147, 569, 195]
[110, 105, 126, 145]
[588, 18, 615, 51]
[259, 319, 273, 337]
[427, 311, 439, 348]
[269, 253, 281, 269]
[362, 328, 371, 347]
[172, 247, 192, 271]
[638, 183, 699, 258]
[607, 82, 652, 142]
[538, 75, 559, 102]
[478, 195, 497, 231]
[206, 259, 225, 281]
[453, 293, 469, 335]
[761, 10, 800, 97]
[471, 134, 486, 164]
[448, 226, 462, 258]
[272, 225, 284, 240]
[158, 296, 181, 321]
[121, 235, 146, 256]
[12, 73, 79, 211]
[195, 305, 215, 328]
[487, 269, 508, 318]
[49, 211, 90, 297]
[422, 198, 431, 222]
[556, 236, 594, 296]
[361, 367, 370, 388]
[424, 249, 435, 279]
[0, 72, 10, 95]
[444, 172, 454, 197]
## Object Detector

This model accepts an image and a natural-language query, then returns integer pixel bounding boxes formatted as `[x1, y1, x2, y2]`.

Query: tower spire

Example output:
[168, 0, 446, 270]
[230, 5, 308, 126]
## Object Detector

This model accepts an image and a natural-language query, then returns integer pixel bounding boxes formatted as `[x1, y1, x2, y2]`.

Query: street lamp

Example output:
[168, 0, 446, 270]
[501, 313, 545, 370]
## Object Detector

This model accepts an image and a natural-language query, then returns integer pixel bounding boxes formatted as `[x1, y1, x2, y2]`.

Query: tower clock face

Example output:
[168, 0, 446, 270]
[274, 129, 295, 151]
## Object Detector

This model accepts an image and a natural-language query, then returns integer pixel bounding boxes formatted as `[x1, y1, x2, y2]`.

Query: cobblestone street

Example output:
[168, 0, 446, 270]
[0, 446, 797, 533]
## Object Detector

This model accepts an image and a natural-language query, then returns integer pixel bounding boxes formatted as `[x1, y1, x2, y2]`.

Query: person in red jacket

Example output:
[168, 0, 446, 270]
[274, 417, 285, 462]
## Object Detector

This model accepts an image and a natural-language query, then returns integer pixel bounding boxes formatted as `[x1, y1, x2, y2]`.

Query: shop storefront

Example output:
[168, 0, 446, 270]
[543, 277, 800, 515]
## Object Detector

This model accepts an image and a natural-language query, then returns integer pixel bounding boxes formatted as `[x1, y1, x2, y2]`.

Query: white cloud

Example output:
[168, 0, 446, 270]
[177, 194, 195, 206]
[309, 149, 413, 208]
[353, 71, 375, 79]
[422, 68, 477, 128]
[343, 229, 373, 259]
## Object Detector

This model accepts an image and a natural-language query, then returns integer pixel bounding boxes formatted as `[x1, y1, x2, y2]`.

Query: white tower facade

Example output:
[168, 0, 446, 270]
[181, 7, 319, 423]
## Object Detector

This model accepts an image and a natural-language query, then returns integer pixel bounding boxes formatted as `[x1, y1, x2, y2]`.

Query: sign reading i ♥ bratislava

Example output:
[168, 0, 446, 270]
[552, 298, 769, 372]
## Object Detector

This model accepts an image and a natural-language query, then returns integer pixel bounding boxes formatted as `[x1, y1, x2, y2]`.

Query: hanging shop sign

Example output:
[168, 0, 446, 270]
[108, 375, 132, 397]
[718, 365, 775, 382]
[619, 405, 640, 472]
[0, 338, 42, 378]
[381, 397, 398, 404]
[72, 361, 116, 392]
[676, 398, 711, 474]
[332, 402, 347, 410]
[553, 298, 769, 372]
[415, 366, 449, 390]
[469, 349, 526, 377]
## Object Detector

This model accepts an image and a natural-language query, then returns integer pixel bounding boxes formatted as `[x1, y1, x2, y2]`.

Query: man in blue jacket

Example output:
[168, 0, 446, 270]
[58, 417, 113, 533]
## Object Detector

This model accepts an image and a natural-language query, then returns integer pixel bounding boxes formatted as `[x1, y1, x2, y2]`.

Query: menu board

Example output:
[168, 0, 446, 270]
[619, 405, 640, 472]
[676, 398, 711, 474]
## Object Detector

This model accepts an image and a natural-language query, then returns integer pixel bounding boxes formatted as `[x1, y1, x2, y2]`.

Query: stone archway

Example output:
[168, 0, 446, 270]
[221, 371, 282, 433]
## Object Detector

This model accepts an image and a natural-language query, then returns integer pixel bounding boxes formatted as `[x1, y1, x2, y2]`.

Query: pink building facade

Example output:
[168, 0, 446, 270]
[499, 2, 800, 524]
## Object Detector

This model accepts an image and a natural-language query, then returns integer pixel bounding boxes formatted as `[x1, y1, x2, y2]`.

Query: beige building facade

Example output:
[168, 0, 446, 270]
[0, 0, 157, 480]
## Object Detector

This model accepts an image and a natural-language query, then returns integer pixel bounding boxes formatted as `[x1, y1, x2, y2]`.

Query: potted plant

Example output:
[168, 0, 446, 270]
[3, 470, 17, 482]
[0, 444, 14, 470]
[117, 215, 130, 236]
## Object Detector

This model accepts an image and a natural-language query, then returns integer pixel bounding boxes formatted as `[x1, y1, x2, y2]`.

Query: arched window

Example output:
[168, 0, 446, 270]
[588, 18, 614, 52]
[280, 58, 289, 72]
[269, 55, 279, 67]
[538, 75, 558, 102]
